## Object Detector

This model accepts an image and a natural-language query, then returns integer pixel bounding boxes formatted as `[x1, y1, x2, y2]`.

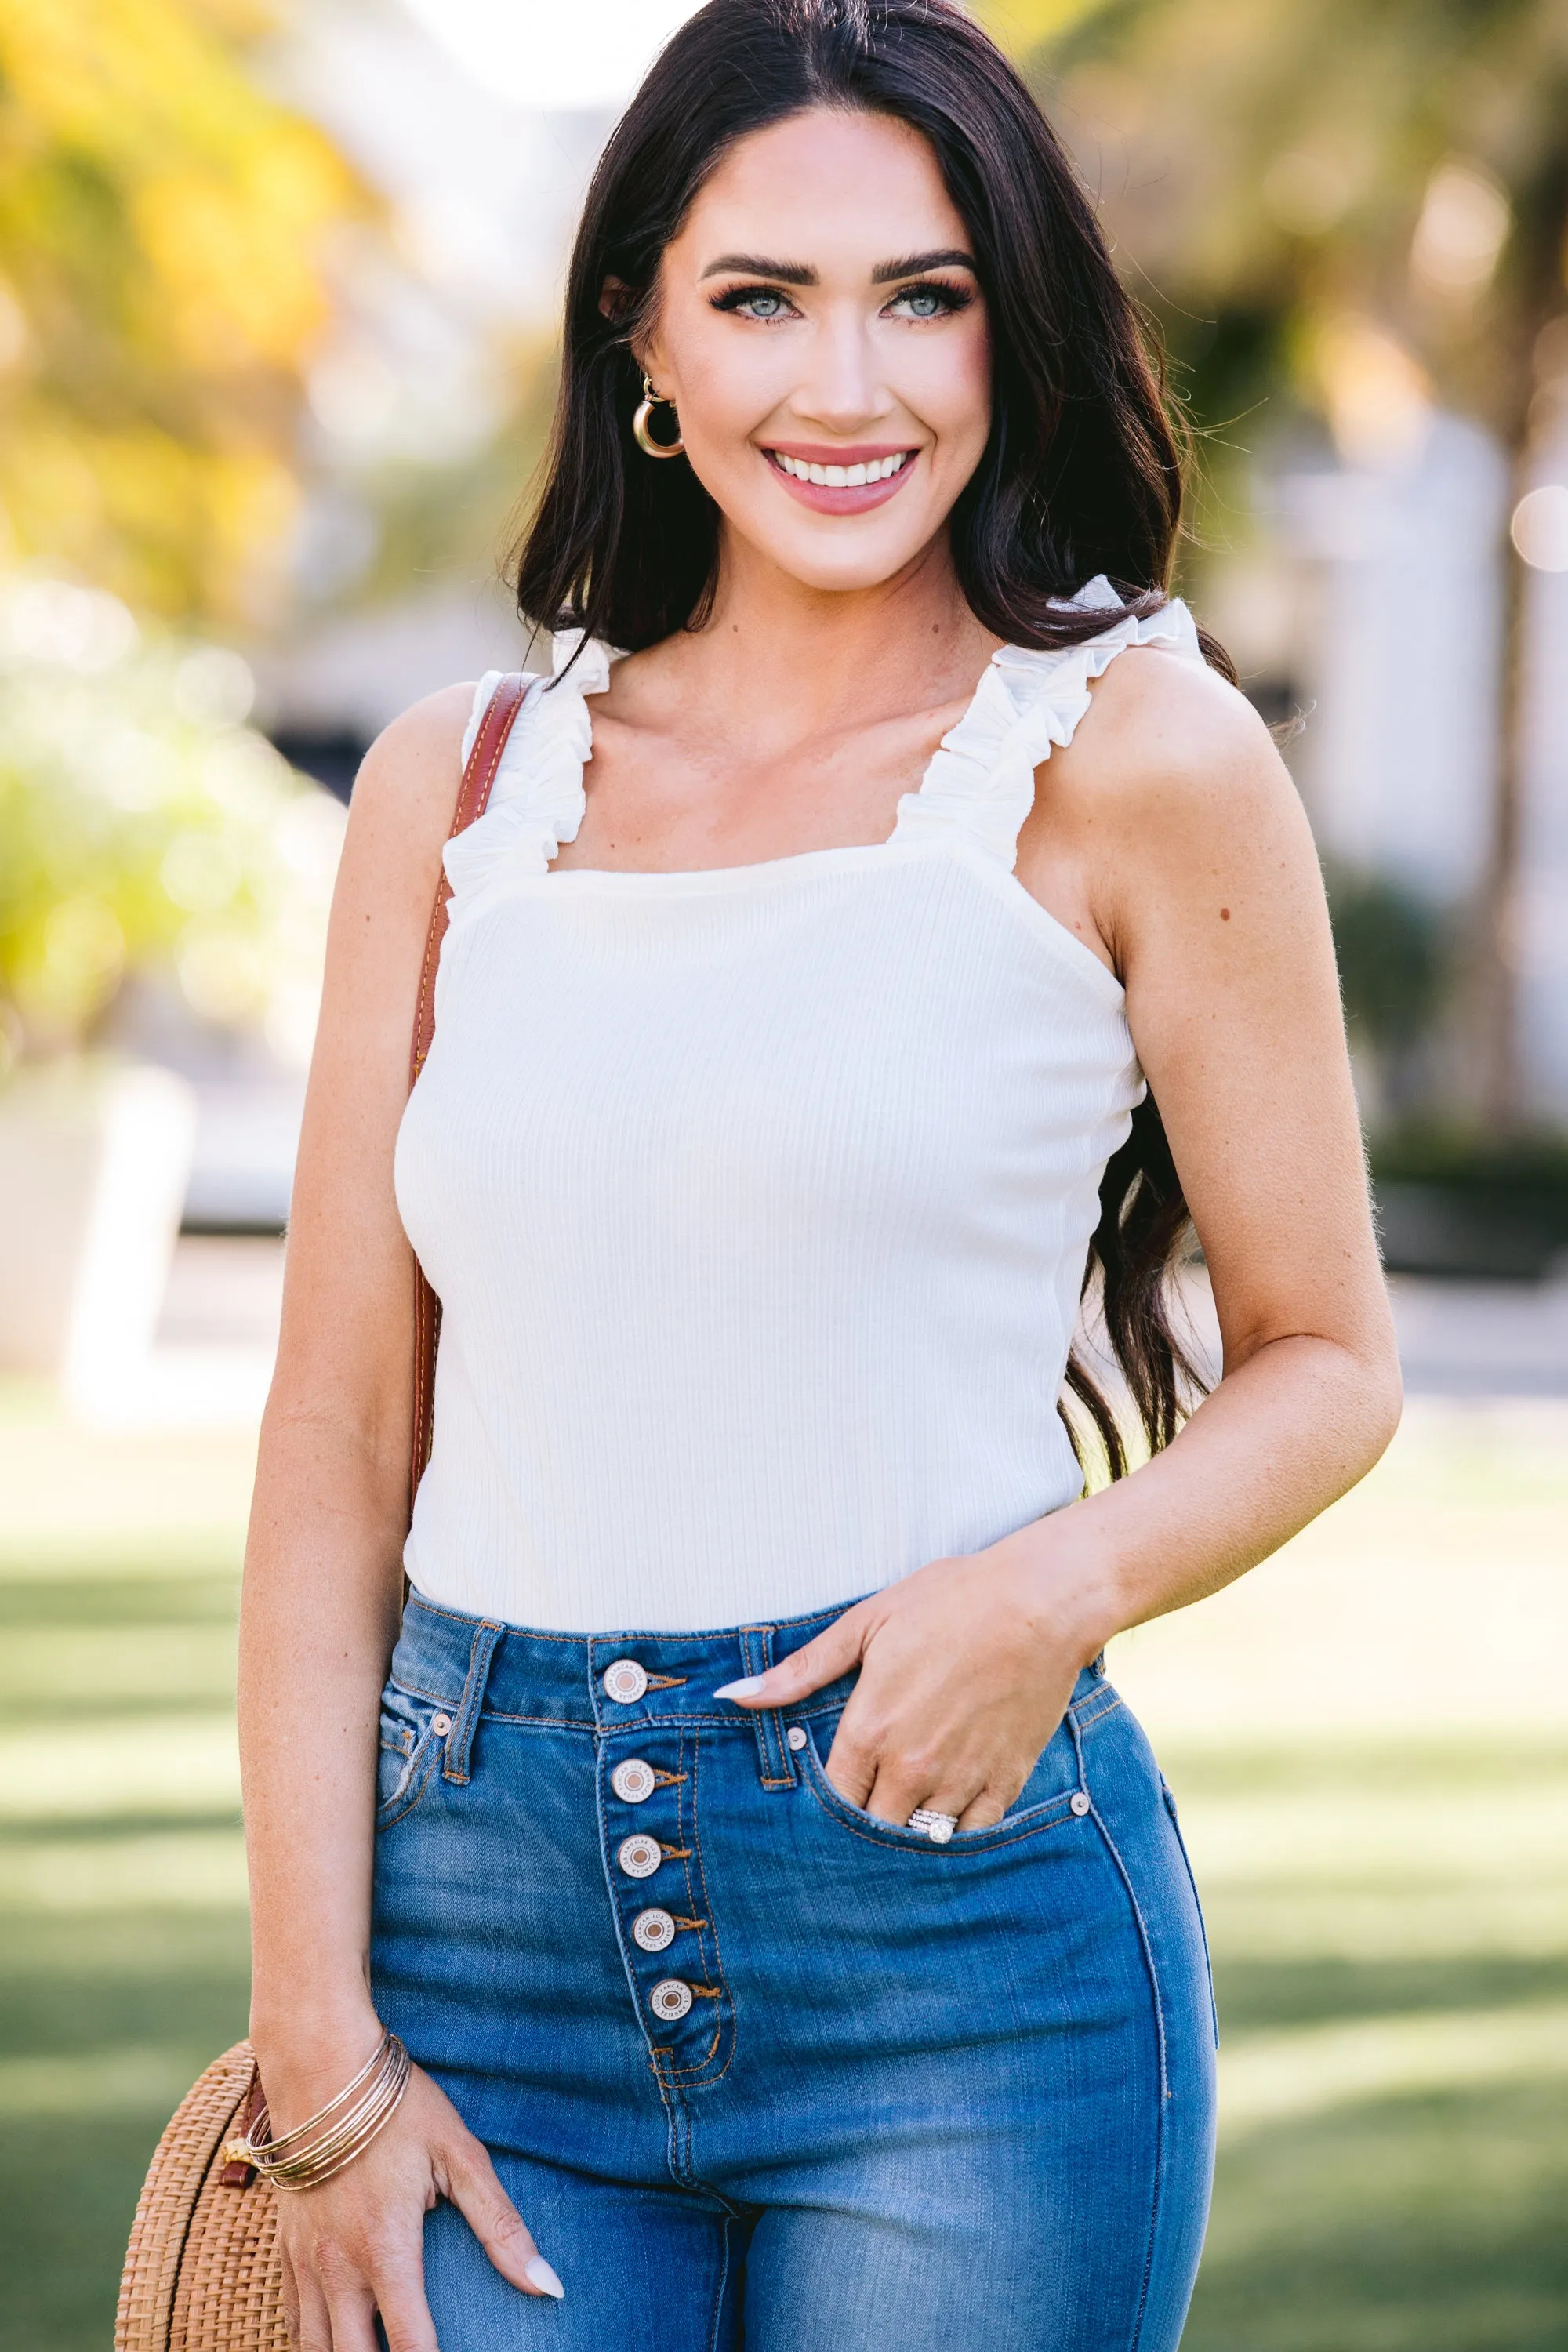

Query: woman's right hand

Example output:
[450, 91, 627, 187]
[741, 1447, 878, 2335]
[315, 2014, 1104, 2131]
[267, 2055, 564, 2351]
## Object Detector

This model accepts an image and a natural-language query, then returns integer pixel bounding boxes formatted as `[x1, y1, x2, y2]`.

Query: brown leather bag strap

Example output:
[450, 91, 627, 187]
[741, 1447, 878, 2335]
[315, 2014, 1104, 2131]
[407, 671, 532, 1522]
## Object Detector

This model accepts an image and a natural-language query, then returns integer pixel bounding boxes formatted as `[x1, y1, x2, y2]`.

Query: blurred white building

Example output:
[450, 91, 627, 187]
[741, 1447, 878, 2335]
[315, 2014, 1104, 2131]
[1272, 413, 1507, 909]
[1515, 416, 1568, 1121]
[1216, 396, 1568, 1128]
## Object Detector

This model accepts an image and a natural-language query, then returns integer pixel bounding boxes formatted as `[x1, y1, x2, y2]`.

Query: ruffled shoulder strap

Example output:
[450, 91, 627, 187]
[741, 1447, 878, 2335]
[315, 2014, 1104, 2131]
[890, 575, 1205, 873]
[443, 631, 623, 902]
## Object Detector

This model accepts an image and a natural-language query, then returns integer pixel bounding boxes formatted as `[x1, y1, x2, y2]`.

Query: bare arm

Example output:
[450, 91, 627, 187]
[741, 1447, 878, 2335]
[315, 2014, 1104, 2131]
[726, 650, 1403, 1823]
[238, 685, 561, 2351]
[1059, 649, 1399, 1625]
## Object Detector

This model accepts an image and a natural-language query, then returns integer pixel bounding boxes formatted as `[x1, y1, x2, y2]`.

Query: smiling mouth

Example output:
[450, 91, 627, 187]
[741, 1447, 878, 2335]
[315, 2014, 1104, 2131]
[767, 449, 915, 488]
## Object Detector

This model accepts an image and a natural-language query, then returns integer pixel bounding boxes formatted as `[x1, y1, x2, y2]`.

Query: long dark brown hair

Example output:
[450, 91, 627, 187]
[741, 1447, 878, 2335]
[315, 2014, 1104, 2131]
[514, 0, 1226, 1474]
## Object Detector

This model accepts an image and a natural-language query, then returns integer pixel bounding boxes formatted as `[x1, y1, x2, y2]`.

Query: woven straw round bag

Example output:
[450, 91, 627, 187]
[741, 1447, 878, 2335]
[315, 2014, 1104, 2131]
[113, 677, 528, 2352]
[116, 2046, 288, 2352]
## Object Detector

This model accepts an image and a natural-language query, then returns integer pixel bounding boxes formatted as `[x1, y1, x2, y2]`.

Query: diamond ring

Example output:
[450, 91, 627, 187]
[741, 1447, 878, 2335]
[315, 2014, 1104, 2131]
[907, 1807, 960, 1845]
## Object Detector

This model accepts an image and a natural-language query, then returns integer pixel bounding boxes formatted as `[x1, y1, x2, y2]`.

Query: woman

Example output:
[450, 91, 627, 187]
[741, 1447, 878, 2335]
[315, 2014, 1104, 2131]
[238, 3, 1401, 2347]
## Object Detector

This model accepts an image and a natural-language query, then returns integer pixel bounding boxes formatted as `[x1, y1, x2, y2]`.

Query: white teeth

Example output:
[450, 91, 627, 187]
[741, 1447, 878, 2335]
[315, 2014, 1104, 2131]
[771, 450, 912, 484]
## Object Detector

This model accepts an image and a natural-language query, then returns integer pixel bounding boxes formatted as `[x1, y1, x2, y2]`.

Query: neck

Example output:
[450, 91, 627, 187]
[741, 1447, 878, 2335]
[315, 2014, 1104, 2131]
[667, 526, 996, 742]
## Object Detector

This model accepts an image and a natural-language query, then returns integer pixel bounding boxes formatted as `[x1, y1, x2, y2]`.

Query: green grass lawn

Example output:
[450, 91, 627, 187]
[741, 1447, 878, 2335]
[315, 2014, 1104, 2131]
[0, 1577, 249, 2351]
[1, 1395, 1565, 2350]
[1174, 1740, 1568, 2351]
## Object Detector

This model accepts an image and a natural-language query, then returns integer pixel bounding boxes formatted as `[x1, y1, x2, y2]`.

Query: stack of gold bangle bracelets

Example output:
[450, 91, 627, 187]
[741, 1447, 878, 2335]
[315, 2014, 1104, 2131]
[221, 2031, 411, 2191]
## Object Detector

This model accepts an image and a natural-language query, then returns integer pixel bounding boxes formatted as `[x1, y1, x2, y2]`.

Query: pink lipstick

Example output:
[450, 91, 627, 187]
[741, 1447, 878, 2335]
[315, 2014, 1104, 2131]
[762, 442, 920, 515]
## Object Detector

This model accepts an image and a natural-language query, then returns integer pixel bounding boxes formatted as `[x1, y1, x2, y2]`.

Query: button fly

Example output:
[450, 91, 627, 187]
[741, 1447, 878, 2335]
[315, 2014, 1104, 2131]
[649, 1978, 693, 2022]
[611, 1759, 656, 1804]
[632, 1907, 676, 1953]
[617, 1833, 662, 1879]
[602, 1659, 648, 1705]
[786, 1725, 808, 1751]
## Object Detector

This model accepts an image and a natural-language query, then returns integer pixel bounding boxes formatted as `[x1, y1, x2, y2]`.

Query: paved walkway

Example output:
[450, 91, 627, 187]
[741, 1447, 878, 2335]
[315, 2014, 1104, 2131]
[1388, 1272, 1568, 1395]
[40, 1236, 1568, 1430]
[160, 1236, 1568, 1400]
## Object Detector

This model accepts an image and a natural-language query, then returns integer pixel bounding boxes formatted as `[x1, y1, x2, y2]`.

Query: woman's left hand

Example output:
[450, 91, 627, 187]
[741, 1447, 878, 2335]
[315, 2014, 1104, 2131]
[714, 1530, 1113, 1831]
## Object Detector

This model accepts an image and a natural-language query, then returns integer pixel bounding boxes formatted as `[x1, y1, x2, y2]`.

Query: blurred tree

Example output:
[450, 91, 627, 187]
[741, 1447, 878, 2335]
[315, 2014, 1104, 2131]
[0, 0, 366, 627]
[0, 576, 342, 1064]
[331, 337, 560, 619]
[982, 0, 1568, 1125]
[1323, 862, 1453, 1122]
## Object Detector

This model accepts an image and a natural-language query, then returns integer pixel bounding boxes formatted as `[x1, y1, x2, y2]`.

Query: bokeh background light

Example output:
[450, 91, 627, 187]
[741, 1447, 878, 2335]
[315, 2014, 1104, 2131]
[400, 0, 702, 107]
[0, 4, 1565, 2348]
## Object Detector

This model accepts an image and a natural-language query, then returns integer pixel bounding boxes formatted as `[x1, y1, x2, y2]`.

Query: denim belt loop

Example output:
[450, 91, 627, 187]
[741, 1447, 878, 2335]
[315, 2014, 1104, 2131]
[739, 1624, 797, 1791]
[444, 1619, 504, 1785]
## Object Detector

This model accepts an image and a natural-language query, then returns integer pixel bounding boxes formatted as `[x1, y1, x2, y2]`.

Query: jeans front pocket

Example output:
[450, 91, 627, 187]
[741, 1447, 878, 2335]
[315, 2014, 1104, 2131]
[376, 1681, 448, 1829]
[795, 1703, 1083, 1853]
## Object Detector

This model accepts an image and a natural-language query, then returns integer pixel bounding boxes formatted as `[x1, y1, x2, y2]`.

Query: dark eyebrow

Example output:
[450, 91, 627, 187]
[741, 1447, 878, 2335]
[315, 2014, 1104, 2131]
[699, 253, 816, 284]
[870, 249, 977, 282]
[698, 247, 978, 286]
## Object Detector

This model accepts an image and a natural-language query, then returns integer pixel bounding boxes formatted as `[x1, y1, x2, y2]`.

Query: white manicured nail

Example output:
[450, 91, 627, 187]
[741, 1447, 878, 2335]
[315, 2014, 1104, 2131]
[713, 1677, 767, 1700]
[525, 2256, 565, 2299]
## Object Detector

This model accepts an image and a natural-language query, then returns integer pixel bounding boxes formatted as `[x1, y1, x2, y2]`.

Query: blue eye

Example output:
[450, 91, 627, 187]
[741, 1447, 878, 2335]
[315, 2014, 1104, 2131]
[887, 281, 971, 321]
[712, 286, 797, 322]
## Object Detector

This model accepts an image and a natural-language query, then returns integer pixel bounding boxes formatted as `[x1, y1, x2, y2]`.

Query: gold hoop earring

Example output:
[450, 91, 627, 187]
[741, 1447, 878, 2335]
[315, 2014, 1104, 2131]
[632, 373, 684, 459]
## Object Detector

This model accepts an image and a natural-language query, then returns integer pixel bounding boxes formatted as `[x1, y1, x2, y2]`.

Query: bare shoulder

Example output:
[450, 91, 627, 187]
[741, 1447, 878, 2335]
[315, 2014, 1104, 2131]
[1051, 641, 1292, 840]
[1017, 637, 1325, 982]
[347, 681, 477, 854]
[1045, 641, 1314, 909]
[317, 682, 480, 1027]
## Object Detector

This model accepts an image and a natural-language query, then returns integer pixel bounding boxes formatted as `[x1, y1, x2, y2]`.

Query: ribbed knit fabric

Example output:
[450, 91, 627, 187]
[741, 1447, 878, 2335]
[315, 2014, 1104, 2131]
[394, 575, 1204, 1632]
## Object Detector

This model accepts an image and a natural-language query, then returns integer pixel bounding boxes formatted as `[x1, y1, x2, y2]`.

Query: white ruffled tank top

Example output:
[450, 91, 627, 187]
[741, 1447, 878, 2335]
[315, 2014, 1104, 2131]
[394, 576, 1203, 1632]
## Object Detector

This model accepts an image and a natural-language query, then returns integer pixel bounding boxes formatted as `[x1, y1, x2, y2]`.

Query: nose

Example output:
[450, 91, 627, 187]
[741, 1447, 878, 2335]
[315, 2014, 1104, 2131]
[792, 303, 895, 437]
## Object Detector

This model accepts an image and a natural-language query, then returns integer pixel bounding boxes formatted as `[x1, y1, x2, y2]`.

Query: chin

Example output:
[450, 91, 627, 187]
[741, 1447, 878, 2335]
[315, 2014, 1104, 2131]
[752, 520, 942, 595]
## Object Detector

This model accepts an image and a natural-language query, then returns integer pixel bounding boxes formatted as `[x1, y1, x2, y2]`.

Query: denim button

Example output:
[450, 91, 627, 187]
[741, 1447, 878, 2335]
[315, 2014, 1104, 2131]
[612, 1759, 656, 1804]
[632, 1907, 676, 1953]
[603, 1660, 648, 1704]
[649, 1978, 693, 2022]
[786, 1726, 808, 1752]
[1070, 1791, 1091, 1817]
[431, 1714, 452, 1737]
[617, 1834, 662, 1878]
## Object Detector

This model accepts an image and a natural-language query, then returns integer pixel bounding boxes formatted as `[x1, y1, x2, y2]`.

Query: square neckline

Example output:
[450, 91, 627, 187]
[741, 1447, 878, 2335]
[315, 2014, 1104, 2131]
[538, 638, 1013, 886]
[521, 638, 1131, 1005]
[442, 581, 1201, 1008]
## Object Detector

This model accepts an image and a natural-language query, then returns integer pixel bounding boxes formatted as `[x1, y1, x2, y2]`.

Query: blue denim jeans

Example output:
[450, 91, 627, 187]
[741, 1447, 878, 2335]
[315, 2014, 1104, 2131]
[369, 1593, 1217, 2351]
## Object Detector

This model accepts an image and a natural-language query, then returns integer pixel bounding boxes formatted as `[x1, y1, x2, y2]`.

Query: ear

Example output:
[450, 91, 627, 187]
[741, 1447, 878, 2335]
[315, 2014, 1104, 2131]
[600, 277, 671, 402]
[600, 276, 664, 387]
[597, 274, 635, 324]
